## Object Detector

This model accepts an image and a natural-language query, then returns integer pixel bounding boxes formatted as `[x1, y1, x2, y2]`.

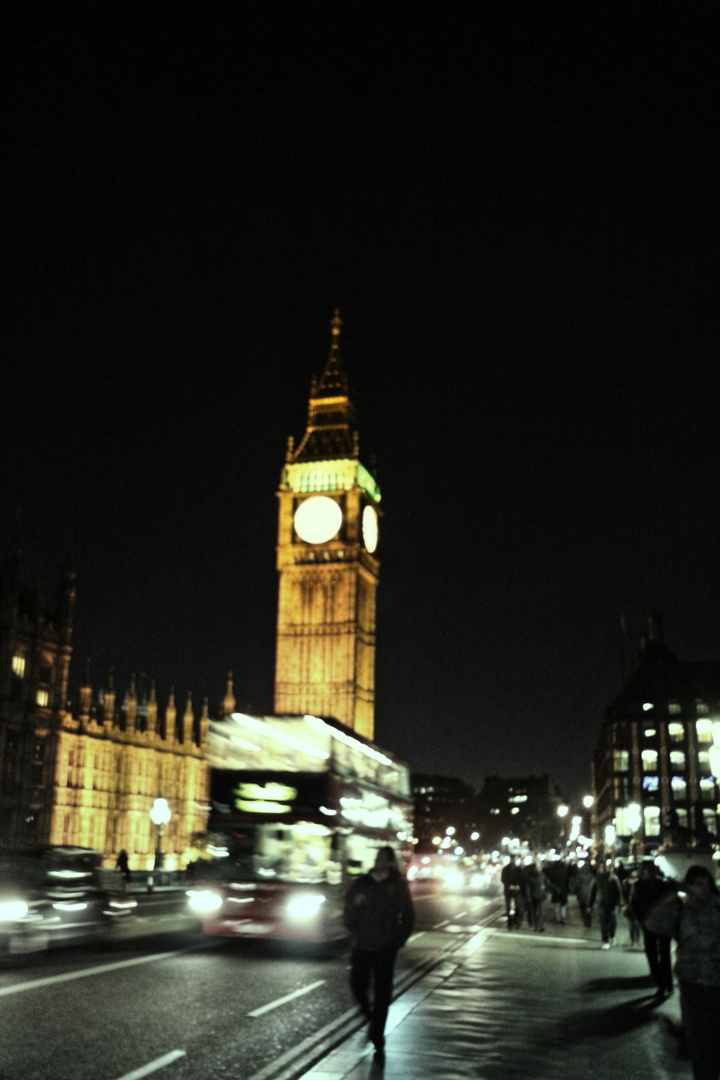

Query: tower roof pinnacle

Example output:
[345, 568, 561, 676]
[313, 308, 348, 399]
[291, 310, 358, 462]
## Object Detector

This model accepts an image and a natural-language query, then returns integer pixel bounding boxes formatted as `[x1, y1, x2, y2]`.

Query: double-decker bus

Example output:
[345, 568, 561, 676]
[186, 712, 413, 943]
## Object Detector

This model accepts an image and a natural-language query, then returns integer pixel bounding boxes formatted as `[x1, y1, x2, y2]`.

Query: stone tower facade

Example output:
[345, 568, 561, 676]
[274, 312, 381, 740]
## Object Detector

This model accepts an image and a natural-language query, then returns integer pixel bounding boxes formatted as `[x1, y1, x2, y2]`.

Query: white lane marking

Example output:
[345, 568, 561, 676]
[248, 979, 325, 1018]
[433, 919, 450, 928]
[244, 1004, 359, 1080]
[114, 1049, 186, 1080]
[0, 950, 184, 998]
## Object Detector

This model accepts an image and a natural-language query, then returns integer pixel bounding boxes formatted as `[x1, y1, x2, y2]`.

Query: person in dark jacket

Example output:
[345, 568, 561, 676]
[544, 857, 571, 924]
[675, 865, 720, 1080]
[575, 859, 594, 928]
[343, 846, 415, 1063]
[116, 849, 131, 883]
[630, 860, 676, 995]
[501, 857, 525, 928]
[622, 868, 642, 948]
[588, 861, 623, 948]
[524, 856, 549, 932]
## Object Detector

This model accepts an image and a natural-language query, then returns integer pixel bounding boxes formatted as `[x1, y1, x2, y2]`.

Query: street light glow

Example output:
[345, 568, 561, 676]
[150, 797, 172, 871]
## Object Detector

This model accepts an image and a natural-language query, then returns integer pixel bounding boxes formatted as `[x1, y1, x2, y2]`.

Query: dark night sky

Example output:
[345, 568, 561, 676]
[3, 2, 719, 804]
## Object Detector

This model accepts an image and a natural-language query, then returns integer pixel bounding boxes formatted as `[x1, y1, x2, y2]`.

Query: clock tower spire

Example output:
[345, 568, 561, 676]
[274, 312, 380, 739]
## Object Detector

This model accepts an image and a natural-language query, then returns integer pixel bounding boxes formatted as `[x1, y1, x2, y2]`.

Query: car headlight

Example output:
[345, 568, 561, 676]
[443, 870, 463, 889]
[286, 893, 326, 920]
[187, 889, 223, 914]
[0, 900, 29, 921]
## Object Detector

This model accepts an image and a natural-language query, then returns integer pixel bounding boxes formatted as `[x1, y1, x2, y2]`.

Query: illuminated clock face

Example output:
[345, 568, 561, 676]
[293, 496, 342, 544]
[362, 505, 379, 553]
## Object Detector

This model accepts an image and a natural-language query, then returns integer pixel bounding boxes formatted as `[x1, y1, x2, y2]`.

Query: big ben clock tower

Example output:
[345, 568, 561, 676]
[274, 311, 380, 740]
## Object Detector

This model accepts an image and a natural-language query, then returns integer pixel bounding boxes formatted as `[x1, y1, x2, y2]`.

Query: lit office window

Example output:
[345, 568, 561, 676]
[36, 689, 49, 707]
[614, 750, 629, 772]
[697, 720, 713, 743]
[668, 702, 682, 715]
[700, 778, 716, 801]
[697, 702, 710, 716]
[643, 775, 659, 791]
[670, 751, 685, 770]
[671, 777, 687, 798]
[699, 752, 711, 774]
[12, 653, 26, 678]
[644, 806, 661, 836]
[644, 728, 657, 738]
[703, 809, 717, 835]
[642, 750, 658, 771]
[668, 723, 685, 744]
[615, 806, 640, 836]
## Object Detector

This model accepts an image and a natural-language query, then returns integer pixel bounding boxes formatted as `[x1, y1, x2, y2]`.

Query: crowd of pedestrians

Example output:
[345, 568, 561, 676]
[500, 853, 579, 934]
[498, 852, 720, 1080]
[339, 847, 720, 1079]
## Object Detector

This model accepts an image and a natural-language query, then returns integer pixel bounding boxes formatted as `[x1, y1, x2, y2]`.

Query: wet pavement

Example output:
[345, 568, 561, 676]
[299, 901, 690, 1080]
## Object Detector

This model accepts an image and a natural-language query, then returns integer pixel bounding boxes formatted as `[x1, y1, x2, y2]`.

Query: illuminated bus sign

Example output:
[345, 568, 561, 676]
[233, 782, 297, 814]
[211, 771, 329, 819]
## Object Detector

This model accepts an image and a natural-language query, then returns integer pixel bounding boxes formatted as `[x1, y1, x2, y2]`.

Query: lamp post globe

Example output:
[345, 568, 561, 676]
[150, 798, 172, 871]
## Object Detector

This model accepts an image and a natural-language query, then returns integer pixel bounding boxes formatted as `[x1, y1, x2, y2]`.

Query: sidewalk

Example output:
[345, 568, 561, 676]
[299, 902, 689, 1080]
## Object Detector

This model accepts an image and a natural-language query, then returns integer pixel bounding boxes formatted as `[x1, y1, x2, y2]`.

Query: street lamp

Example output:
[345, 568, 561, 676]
[150, 798, 172, 871]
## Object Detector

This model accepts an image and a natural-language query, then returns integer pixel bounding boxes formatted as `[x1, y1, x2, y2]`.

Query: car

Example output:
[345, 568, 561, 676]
[0, 845, 137, 958]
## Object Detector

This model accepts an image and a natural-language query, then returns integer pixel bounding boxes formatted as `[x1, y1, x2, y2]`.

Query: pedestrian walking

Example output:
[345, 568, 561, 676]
[544, 856, 570, 924]
[116, 848, 131, 883]
[630, 860, 676, 995]
[588, 861, 622, 948]
[675, 865, 720, 1080]
[343, 846, 415, 1064]
[501, 856, 525, 928]
[524, 856, 548, 931]
[575, 859, 594, 928]
[622, 868, 642, 948]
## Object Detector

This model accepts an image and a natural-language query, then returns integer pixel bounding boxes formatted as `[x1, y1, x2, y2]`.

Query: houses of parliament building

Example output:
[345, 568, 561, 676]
[0, 313, 382, 869]
[0, 538, 212, 868]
